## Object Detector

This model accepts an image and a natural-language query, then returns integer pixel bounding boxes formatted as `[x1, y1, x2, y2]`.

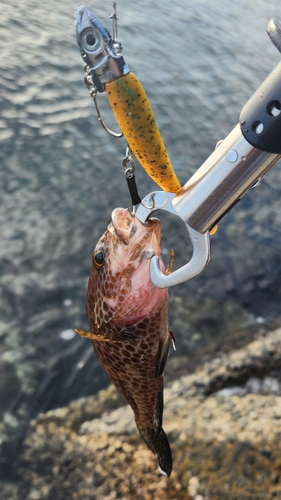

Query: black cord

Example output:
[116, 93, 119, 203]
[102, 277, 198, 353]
[126, 175, 141, 206]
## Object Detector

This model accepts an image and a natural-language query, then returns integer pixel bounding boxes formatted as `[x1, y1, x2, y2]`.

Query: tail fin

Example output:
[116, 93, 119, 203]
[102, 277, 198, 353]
[155, 428, 173, 477]
[138, 425, 173, 477]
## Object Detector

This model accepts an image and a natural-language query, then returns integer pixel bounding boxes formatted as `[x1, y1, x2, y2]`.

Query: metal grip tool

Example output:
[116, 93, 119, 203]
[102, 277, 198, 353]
[136, 19, 281, 287]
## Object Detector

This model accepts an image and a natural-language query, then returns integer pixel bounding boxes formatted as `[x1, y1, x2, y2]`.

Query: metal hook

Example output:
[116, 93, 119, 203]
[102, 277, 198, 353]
[91, 87, 123, 138]
[83, 64, 123, 138]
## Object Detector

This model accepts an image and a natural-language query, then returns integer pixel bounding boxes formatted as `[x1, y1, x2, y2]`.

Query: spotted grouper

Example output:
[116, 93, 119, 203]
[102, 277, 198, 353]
[76, 207, 173, 476]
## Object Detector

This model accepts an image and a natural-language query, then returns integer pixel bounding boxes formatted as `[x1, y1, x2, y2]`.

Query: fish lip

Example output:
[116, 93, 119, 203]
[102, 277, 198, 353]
[111, 208, 134, 245]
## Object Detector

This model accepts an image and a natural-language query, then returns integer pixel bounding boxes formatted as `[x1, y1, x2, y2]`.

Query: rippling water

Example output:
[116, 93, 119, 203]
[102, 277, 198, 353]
[1, 0, 281, 484]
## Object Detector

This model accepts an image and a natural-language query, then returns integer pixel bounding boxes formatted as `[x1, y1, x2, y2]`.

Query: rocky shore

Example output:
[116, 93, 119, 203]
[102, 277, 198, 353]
[2, 327, 281, 500]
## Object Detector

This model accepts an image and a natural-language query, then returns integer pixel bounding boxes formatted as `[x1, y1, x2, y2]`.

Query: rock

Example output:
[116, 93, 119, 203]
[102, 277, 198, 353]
[8, 327, 281, 499]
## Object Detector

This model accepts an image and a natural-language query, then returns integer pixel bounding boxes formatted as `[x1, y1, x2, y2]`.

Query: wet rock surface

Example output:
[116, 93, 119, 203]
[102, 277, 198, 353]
[2, 328, 281, 500]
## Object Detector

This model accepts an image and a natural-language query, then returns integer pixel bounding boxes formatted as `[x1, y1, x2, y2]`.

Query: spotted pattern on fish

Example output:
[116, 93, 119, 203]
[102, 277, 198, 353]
[82, 208, 173, 476]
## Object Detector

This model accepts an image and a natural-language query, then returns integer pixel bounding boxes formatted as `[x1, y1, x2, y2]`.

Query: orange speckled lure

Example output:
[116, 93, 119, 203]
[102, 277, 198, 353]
[75, 5, 181, 193]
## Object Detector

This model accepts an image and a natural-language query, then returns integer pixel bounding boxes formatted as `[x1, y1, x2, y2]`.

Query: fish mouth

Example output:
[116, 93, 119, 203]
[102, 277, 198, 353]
[111, 210, 138, 245]
[111, 208, 161, 247]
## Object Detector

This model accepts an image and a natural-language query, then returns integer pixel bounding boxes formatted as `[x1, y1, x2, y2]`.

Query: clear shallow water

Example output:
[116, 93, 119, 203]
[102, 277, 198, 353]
[1, 0, 281, 483]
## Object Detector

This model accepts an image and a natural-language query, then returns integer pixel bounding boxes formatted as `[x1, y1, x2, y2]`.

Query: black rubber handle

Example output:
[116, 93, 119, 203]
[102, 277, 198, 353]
[239, 61, 281, 154]
[239, 19, 281, 154]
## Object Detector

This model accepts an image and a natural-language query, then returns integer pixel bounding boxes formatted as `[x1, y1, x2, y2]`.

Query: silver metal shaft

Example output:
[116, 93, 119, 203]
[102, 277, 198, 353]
[173, 125, 280, 233]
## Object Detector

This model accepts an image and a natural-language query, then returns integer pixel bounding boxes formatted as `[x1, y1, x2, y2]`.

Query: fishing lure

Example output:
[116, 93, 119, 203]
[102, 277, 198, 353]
[75, 5, 181, 193]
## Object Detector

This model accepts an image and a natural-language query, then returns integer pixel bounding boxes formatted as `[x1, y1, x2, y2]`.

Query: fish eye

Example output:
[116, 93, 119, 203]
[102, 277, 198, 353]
[81, 28, 103, 53]
[92, 250, 104, 269]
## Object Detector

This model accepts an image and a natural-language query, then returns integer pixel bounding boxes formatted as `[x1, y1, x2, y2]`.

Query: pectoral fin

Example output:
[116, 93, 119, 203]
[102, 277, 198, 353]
[75, 328, 138, 343]
[155, 338, 170, 378]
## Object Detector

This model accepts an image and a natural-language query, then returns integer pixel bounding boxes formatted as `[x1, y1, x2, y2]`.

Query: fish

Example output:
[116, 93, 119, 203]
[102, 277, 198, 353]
[76, 207, 173, 476]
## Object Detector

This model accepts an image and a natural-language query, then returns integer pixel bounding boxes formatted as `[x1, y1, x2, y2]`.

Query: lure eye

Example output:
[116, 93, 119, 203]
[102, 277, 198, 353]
[81, 28, 103, 53]
[93, 250, 104, 269]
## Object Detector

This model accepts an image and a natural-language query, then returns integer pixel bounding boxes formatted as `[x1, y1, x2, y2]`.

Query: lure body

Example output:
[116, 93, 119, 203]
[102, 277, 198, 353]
[75, 6, 181, 193]
[106, 74, 181, 192]
[77, 208, 173, 476]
